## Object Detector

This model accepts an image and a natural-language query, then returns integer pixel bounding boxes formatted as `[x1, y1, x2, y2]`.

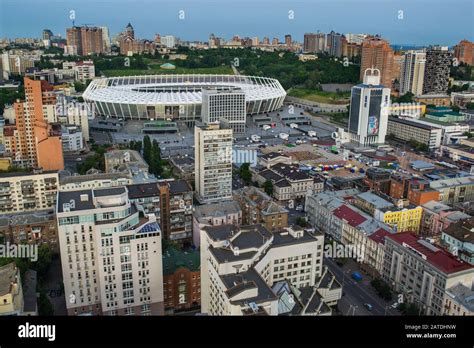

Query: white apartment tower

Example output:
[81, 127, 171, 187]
[399, 51, 426, 96]
[194, 123, 233, 204]
[201, 87, 246, 134]
[57, 187, 164, 316]
[348, 68, 391, 146]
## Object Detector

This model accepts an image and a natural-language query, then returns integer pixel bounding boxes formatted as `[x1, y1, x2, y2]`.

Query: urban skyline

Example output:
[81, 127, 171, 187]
[0, 0, 473, 345]
[1, 0, 473, 46]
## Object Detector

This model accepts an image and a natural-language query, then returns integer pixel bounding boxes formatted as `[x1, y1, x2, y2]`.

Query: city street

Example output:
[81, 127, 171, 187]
[325, 257, 400, 316]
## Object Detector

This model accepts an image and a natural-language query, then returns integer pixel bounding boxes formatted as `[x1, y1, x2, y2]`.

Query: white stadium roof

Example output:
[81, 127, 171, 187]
[83, 74, 286, 105]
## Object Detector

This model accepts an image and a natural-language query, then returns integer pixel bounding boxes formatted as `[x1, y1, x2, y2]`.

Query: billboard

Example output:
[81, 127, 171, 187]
[367, 115, 379, 135]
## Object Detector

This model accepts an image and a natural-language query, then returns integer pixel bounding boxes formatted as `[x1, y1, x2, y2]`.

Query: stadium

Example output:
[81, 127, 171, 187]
[83, 74, 287, 123]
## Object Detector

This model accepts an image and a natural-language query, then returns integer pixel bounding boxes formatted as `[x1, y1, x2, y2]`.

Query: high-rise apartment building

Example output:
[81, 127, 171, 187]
[57, 187, 164, 315]
[161, 36, 176, 49]
[194, 123, 233, 204]
[284, 34, 292, 46]
[327, 31, 345, 58]
[201, 87, 246, 133]
[1, 53, 35, 75]
[399, 51, 426, 96]
[303, 33, 325, 53]
[348, 68, 391, 146]
[100, 26, 111, 53]
[66, 26, 105, 56]
[454, 39, 474, 66]
[360, 36, 394, 88]
[422, 46, 452, 95]
[3, 77, 64, 170]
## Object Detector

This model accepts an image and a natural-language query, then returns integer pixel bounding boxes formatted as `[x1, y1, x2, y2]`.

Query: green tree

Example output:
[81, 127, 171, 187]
[239, 163, 252, 184]
[143, 135, 152, 164]
[296, 217, 307, 227]
[38, 289, 54, 315]
[396, 92, 414, 103]
[34, 244, 52, 280]
[263, 180, 273, 196]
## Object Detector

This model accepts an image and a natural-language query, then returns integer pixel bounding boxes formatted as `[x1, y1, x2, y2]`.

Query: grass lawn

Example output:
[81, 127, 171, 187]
[103, 65, 234, 77]
[288, 88, 350, 105]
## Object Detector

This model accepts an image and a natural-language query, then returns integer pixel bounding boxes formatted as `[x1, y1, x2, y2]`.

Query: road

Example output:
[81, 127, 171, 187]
[325, 257, 400, 316]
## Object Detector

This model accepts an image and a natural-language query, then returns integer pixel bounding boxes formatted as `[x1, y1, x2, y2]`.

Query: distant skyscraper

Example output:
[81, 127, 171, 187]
[422, 46, 452, 95]
[100, 26, 111, 53]
[272, 37, 279, 46]
[161, 35, 176, 48]
[66, 26, 105, 55]
[327, 31, 344, 57]
[42, 29, 53, 41]
[348, 68, 391, 146]
[285, 34, 292, 46]
[303, 33, 318, 53]
[345, 33, 367, 45]
[195, 123, 233, 204]
[399, 51, 426, 96]
[454, 40, 474, 66]
[360, 36, 394, 88]
[201, 88, 246, 134]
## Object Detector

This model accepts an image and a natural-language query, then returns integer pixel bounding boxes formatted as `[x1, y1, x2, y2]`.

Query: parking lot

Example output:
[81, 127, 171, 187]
[89, 105, 342, 160]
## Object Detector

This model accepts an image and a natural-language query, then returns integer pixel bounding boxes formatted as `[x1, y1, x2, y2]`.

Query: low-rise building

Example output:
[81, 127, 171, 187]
[258, 152, 292, 169]
[233, 186, 288, 232]
[0, 209, 58, 251]
[254, 163, 315, 201]
[374, 204, 423, 233]
[382, 232, 474, 315]
[305, 191, 346, 241]
[104, 149, 149, 174]
[0, 263, 23, 316]
[162, 247, 200, 313]
[443, 283, 474, 315]
[61, 125, 84, 152]
[441, 217, 474, 265]
[390, 173, 440, 206]
[387, 117, 442, 149]
[363, 167, 392, 195]
[192, 200, 242, 247]
[421, 200, 471, 238]
[59, 172, 133, 191]
[430, 176, 474, 207]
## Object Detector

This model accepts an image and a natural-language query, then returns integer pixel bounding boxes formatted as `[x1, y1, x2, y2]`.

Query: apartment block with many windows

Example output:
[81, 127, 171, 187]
[382, 232, 474, 315]
[200, 224, 331, 315]
[57, 187, 164, 316]
[0, 170, 58, 214]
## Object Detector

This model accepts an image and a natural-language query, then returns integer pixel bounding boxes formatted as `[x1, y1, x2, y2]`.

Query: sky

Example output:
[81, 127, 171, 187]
[0, 0, 473, 46]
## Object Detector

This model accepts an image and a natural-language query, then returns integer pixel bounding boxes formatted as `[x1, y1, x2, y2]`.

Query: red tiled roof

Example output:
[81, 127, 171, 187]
[387, 232, 473, 274]
[333, 205, 366, 227]
[369, 228, 392, 245]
